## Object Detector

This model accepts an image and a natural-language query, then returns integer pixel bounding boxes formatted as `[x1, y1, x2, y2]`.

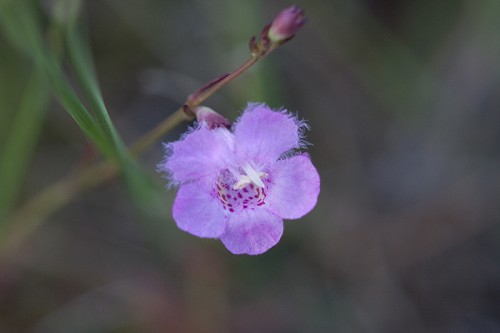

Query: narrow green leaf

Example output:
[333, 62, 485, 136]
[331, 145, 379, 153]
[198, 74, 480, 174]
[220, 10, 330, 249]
[65, 21, 127, 162]
[0, 70, 50, 220]
[0, 0, 113, 157]
[1, 0, 157, 208]
[65, 20, 157, 205]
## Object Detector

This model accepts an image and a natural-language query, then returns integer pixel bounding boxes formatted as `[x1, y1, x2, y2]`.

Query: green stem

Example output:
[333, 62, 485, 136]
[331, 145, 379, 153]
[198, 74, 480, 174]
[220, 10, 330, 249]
[130, 109, 187, 155]
[0, 162, 115, 257]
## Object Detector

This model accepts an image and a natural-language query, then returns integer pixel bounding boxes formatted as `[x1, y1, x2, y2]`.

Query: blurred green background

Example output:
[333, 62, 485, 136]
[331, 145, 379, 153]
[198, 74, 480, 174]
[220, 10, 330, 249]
[1, 0, 500, 332]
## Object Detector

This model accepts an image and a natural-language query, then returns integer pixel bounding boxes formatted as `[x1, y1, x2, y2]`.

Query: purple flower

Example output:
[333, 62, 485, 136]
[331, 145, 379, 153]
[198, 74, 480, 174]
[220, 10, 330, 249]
[159, 103, 320, 255]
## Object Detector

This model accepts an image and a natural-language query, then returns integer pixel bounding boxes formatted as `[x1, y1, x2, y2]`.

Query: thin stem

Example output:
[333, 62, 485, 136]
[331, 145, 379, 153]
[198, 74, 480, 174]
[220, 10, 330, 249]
[0, 162, 115, 257]
[129, 51, 277, 156]
[188, 55, 260, 106]
[130, 108, 186, 155]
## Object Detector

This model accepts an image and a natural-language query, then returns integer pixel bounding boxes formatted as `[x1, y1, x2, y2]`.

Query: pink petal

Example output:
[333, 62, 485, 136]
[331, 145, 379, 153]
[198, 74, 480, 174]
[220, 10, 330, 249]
[173, 182, 227, 238]
[220, 209, 283, 255]
[233, 103, 303, 164]
[267, 155, 320, 219]
[162, 125, 232, 184]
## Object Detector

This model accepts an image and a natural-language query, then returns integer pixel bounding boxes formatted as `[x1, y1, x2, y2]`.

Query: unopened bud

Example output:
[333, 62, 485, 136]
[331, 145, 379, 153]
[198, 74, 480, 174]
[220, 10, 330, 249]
[193, 106, 230, 129]
[268, 5, 306, 43]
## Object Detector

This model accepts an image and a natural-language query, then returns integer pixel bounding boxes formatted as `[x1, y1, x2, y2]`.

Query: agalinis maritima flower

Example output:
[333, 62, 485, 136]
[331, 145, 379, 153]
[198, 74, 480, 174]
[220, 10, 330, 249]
[159, 103, 320, 255]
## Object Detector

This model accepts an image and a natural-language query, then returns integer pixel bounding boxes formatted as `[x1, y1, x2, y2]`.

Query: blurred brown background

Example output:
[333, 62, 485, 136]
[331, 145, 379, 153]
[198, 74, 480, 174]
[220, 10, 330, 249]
[1, 0, 500, 332]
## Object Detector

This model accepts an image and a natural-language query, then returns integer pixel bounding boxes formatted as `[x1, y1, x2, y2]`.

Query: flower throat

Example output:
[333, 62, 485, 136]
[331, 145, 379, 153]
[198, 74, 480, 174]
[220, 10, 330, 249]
[213, 171, 268, 213]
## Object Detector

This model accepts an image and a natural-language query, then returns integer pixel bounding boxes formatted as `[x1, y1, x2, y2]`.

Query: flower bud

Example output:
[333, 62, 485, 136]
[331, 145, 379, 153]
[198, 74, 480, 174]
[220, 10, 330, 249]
[193, 106, 230, 129]
[268, 5, 306, 43]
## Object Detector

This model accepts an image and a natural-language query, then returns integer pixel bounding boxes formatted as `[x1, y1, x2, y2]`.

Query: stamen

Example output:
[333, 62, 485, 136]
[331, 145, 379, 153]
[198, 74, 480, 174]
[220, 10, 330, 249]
[233, 162, 267, 190]
[215, 168, 268, 214]
[242, 163, 266, 188]
[233, 175, 252, 190]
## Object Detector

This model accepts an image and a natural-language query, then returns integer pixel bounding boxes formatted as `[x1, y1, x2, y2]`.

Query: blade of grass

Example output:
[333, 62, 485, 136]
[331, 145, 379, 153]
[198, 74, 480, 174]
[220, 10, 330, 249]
[65, 20, 124, 159]
[0, 69, 51, 220]
[64, 18, 156, 204]
[0, 0, 112, 158]
[1, 1, 154, 205]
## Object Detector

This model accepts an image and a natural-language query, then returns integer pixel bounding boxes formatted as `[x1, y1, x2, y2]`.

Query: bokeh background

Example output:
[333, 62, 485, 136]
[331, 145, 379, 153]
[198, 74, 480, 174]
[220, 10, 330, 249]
[1, 0, 500, 332]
